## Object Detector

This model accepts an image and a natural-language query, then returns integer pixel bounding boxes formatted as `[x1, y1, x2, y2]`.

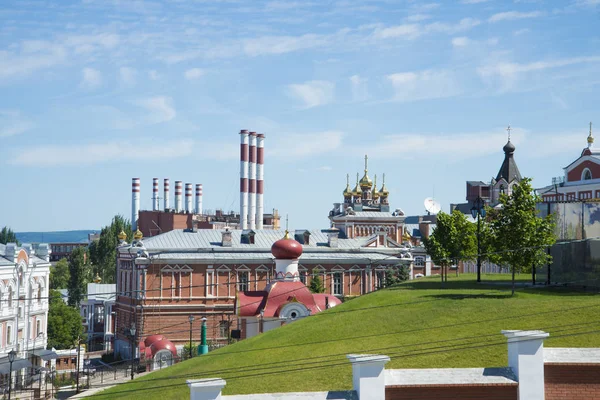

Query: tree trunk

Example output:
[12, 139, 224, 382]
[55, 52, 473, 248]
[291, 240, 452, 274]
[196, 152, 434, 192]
[511, 265, 516, 296]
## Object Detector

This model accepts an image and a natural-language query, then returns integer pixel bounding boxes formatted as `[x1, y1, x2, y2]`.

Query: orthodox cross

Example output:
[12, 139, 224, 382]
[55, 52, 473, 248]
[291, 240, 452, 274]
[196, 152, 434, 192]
[356, 172, 360, 184]
[382, 173, 386, 185]
[364, 154, 368, 172]
[591, 122, 593, 136]
[346, 173, 350, 186]
[506, 124, 511, 141]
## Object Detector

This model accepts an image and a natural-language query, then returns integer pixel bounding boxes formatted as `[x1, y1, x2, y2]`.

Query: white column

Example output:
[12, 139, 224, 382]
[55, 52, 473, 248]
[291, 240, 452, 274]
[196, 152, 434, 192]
[347, 354, 390, 400]
[164, 179, 170, 210]
[187, 379, 226, 400]
[240, 130, 249, 230]
[185, 183, 193, 213]
[132, 178, 140, 231]
[152, 178, 159, 211]
[502, 330, 549, 400]
[175, 181, 183, 212]
[196, 184, 203, 214]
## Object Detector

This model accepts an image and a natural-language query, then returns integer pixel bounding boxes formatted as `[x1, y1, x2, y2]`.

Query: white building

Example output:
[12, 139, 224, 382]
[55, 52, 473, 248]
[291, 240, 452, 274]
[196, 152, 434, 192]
[80, 283, 116, 352]
[0, 243, 52, 386]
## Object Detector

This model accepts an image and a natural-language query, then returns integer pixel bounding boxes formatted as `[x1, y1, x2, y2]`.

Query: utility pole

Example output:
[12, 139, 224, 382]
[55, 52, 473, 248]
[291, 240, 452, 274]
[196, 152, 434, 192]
[129, 323, 136, 380]
[188, 315, 195, 359]
[76, 336, 81, 393]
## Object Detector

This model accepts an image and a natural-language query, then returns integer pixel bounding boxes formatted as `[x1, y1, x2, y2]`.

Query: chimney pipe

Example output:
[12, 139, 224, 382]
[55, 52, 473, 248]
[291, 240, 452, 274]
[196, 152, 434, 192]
[240, 130, 249, 229]
[196, 184, 203, 215]
[175, 181, 183, 212]
[185, 183, 193, 213]
[132, 178, 140, 230]
[164, 179, 170, 210]
[256, 133, 265, 229]
[248, 132, 257, 230]
[152, 178, 159, 211]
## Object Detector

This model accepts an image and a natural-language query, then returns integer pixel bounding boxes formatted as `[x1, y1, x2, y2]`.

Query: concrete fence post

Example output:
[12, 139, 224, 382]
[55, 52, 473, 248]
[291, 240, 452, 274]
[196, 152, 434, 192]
[187, 379, 226, 400]
[347, 354, 390, 400]
[502, 330, 549, 400]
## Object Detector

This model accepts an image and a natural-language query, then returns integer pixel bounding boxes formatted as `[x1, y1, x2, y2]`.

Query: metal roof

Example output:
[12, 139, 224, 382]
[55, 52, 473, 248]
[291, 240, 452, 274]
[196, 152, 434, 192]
[151, 252, 404, 262]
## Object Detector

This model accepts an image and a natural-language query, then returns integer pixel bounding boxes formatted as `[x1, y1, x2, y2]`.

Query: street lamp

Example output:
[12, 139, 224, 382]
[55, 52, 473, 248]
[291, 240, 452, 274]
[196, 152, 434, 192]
[8, 349, 16, 400]
[129, 323, 136, 380]
[471, 196, 486, 283]
[188, 315, 195, 359]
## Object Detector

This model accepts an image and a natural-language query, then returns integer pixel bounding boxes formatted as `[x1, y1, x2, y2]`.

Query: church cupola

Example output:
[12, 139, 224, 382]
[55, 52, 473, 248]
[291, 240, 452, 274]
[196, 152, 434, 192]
[352, 173, 363, 198]
[271, 230, 303, 281]
[371, 174, 380, 200]
[496, 125, 522, 184]
[379, 173, 389, 197]
[359, 155, 373, 190]
[343, 173, 353, 202]
[588, 122, 594, 148]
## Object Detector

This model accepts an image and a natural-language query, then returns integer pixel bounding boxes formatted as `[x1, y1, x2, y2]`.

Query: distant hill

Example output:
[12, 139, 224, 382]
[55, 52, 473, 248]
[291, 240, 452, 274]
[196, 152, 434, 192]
[15, 230, 98, 244]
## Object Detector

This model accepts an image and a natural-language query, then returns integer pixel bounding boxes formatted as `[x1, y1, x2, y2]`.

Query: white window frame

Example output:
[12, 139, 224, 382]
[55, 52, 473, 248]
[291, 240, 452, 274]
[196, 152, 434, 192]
[332, 266, 344, 296]
[236, 265, 250, 292]
[7, 324, 13, 345]
[414, 256, 425, 267]
[206, 267, 215, 297]
[582, 168, 593, 181]
[255, 265, 269, 290]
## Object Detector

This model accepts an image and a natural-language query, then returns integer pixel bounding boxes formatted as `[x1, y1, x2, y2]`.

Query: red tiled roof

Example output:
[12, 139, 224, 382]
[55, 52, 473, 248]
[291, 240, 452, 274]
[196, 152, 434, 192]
[237, 291, 268, 317]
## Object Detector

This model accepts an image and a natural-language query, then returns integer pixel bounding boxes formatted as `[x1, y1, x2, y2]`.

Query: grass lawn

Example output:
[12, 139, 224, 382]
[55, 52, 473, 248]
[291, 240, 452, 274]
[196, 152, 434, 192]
[92, 274, 600, 399]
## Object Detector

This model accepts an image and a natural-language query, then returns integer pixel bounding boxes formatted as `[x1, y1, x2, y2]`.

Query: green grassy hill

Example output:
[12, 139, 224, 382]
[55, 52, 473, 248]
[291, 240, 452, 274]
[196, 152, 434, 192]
[93, 274, 600, 399]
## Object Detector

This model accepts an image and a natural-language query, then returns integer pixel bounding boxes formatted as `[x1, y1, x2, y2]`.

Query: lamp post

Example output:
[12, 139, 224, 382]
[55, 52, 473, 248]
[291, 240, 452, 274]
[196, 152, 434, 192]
[188, 315, 195, 359]
[8, 349, 16, 400]
[129, 323, 136, 380]
[76, 336, 81, 394]
[471, 196, 486, 283]
[198, 317, 208, 355]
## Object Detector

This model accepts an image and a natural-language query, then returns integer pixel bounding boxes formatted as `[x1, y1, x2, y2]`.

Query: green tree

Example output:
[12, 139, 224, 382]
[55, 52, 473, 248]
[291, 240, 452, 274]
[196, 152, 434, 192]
[383, 265, 410, 287]
[424, 210, 477, 284]
[308, 271, 325, 293]
[47, 290, 85, 350]
[490, 178, 556, 295]
[50, 258, 70, 289]
[182, 343, 198, 360]
[89, 215, 132, 284]
[68, 247, 90, 307]
[0, 226, 19, 245]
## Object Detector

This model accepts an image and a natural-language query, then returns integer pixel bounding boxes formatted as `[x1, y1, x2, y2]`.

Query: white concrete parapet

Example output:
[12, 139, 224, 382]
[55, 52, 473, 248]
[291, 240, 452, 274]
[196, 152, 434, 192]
[187, 378, 226, 400]
[502, 330, 549, 400]
[347, 354, 390, 400]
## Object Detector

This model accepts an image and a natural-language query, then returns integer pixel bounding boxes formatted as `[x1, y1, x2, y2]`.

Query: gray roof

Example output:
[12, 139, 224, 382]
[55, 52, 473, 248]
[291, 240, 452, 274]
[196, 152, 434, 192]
[224, 391, 356, 400]
[152, 252, 404, 263]
[496, 141, 522, 183]
[140, 229, 370, 251]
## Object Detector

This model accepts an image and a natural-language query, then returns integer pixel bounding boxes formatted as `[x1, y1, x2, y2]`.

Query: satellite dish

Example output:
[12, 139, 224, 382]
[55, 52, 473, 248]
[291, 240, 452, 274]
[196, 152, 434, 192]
[424, 197, 441, 215]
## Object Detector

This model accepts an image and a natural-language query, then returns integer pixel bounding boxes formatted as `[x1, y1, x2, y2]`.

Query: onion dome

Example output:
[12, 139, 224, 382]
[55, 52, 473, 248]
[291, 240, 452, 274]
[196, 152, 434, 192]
[271, 230, 303, 259]
[133, 228, 143, 240]
[93, 274, 102, 284]
[371, 175, 380, 199]
[118, 230, 127, 241]
[352, 173, 363, 196]
[343, 174, 352, 198]
[379, 173, 389, 196]
[588, 122, 594, 146]
[503, 140, 515, 154]
[359, 154, 373, 190]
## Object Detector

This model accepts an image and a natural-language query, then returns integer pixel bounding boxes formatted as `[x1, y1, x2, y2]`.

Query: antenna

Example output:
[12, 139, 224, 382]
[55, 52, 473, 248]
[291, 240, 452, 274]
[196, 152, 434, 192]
[424, 197, 441, 215]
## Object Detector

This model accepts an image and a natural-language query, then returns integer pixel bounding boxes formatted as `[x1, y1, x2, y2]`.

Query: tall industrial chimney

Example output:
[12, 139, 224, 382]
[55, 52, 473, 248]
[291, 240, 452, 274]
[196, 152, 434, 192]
[240, 130, 249, 229]
[185, 183, 192, 213]
[132, 178, 140, 230]
[256, 134, 265, 229]
[175, 181, 183, 212]
[248, 132, 257, 230]
[152, 178, 159, 211]
[164, 178, 170, 210]
[196, 184, 203, 215]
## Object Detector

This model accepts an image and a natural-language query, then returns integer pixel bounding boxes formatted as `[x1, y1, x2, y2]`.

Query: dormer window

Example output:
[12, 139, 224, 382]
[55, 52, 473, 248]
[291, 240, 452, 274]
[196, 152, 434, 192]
[583, 168, 592, 180]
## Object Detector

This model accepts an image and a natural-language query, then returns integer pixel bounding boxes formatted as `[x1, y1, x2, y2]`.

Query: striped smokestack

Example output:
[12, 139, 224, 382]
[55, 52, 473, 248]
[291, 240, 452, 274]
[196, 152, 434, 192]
[195, 184, 203, 215]
[185, 183, 192, 213]
[152, 178, 159, 211]
[132, 178, 140, 230]
[256, 134, 265, 229]
[175, 181, 183, 212]
[240, 130, 249, 229]
[164, 179, 170, 210]
[248, 132, 257, 230]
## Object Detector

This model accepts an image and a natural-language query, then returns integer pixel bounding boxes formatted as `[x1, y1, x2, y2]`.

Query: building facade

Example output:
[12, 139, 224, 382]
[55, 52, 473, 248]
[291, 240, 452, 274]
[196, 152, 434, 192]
[0, 243, 52, 385]
[80, 283, 116, 352]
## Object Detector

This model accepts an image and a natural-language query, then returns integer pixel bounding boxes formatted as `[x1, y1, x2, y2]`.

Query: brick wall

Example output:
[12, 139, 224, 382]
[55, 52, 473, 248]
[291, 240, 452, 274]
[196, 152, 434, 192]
[545, 364, 600, 400]
[385, 384, 517, 400]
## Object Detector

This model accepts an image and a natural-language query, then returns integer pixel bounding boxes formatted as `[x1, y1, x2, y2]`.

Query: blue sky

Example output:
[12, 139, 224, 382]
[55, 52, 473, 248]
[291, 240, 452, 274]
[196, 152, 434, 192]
[1, 0, 600, 232]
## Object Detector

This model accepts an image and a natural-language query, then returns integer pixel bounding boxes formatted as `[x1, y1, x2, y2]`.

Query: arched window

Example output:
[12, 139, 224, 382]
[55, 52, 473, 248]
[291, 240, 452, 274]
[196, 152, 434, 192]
[8, 286, 13, 308]
[583, 168, 592, 180]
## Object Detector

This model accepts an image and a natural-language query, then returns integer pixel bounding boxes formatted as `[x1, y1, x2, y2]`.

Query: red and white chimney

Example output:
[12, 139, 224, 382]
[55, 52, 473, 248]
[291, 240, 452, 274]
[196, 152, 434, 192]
[256, 134, 265, 229]
[195, 184, 203, 215]
[248, 132, 257, 230]
[164, 178, 170, 210]
[240, 130, 249, 230]
[175, 181, 183, 212]
[185, 183, 192, 213]
[152, 178, 159, 211]
[132, 178, 140, 230]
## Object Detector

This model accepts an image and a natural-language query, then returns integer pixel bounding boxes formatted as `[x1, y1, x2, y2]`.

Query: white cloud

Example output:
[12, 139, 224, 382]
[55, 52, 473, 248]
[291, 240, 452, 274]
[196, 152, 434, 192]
[243, 33, 329, 56]
[387, 70, 461, 102]
[478, 56, 600, 79]
[286, 80, 335, 108]
[405, 14, 431, 22]
[148, 70, 160, 80]
[119, 67, 137, 85]
[9, 139, 193, 166]
[80, 67, 102, 89]
[375, 18, 480, 39]
[0, 110, 34, 138]
[184, 68, 204, 80]
[461, 0, 490, 3]
[134, 96, 176, 124]
[514, 28, 530, 35]
[452, 36, 470, 47]
[316, 165, 333, 171]
[0, 44, 66, 81]
[576, 0, 600, 6]
[271, 131, 343, 157]
[63, 33, 120, 54]
[488, 11, 545, 23]
[350, 75, 369, 102]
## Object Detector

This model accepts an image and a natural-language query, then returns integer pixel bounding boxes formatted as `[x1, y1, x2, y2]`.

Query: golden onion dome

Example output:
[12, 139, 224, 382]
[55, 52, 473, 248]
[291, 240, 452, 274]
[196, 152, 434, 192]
[359, 154, 373, 189]
[118, 230, 127, 241]
[379, 173, 389, 196]
[93, 273, 102, 284]
[372, 175, 380, 198]
[133, 228, 143, 240]
[343, 174, 352, 197]
[352, 172, 362, 196]
[588, 122, 594, 145]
